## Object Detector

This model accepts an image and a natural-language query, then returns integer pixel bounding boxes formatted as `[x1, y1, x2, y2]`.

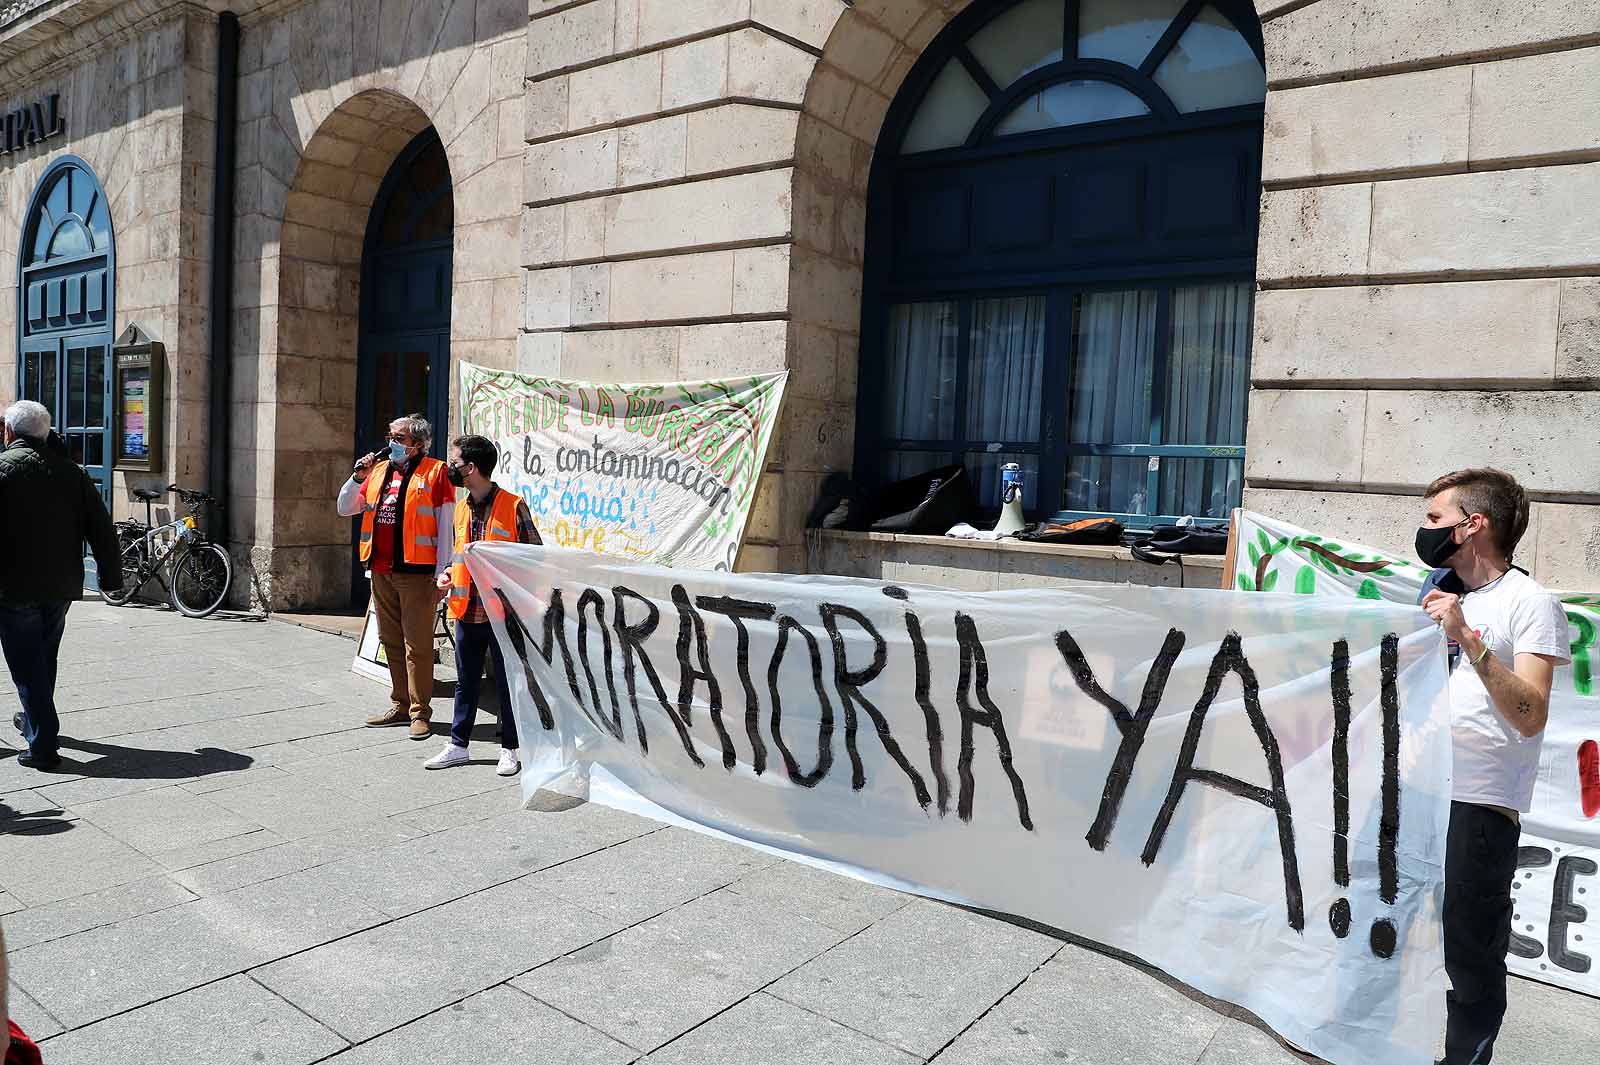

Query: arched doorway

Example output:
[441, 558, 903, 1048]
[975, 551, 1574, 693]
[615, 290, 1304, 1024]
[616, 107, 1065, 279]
[15, 156, 115, 503]
[858, 0, 1265, 525]
[350, 127, 454, 603]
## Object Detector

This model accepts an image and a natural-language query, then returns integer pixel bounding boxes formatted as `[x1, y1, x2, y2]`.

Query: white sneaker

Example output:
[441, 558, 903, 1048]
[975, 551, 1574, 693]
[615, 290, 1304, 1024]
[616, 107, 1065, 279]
[424, 743, 470, 770]
[496, 749, 520, 777]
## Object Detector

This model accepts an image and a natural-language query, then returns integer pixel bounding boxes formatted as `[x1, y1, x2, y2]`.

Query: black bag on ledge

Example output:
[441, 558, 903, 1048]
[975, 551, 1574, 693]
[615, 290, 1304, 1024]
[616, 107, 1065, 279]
[1127, 522, 1229, 563]
[1015, 517, 1124, 545]
[867, 464, 974, 534]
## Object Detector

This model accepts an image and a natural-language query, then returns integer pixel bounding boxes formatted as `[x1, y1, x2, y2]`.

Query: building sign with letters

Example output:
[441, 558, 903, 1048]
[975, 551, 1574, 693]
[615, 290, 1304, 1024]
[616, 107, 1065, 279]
[0, 93, 65, 155]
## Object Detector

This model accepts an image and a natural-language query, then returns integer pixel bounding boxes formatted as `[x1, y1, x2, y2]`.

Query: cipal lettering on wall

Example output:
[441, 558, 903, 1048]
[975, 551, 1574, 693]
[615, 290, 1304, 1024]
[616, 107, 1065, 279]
[0, 94, 66, 156]
[467, 542, 1456, 1065]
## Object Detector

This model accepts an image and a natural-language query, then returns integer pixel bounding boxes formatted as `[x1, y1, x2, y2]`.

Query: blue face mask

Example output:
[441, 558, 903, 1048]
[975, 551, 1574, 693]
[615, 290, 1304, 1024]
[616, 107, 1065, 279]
[387, 441, 408, 464]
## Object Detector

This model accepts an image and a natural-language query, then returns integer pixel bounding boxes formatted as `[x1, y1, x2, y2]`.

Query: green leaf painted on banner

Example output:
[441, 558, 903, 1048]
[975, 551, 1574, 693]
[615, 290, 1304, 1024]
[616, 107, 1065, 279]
[1261, 569, 1279, 592]
[1247, 543, 1260, 567]
[1357, 579, 1382, 600]
[1296, 567, 1317, 595]
[1375, 568, 1395, 577]
[1236, 574, 1255, 591]
[1257, 529, 1272, 553]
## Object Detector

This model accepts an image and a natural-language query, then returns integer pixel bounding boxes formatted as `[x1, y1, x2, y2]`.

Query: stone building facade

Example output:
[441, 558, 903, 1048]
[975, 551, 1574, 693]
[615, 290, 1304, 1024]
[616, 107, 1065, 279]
[0, 0, 1596, 609]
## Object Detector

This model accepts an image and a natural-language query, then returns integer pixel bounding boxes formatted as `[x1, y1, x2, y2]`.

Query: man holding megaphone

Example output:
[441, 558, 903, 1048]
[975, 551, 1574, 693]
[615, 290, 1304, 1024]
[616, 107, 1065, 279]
[336, 414, 455, 738]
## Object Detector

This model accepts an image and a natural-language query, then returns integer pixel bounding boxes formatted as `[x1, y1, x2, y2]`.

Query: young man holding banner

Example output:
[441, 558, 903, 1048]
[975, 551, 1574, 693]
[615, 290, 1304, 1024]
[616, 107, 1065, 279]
[425, 435, 541, 775]
[1416, 469, 1570, 1065]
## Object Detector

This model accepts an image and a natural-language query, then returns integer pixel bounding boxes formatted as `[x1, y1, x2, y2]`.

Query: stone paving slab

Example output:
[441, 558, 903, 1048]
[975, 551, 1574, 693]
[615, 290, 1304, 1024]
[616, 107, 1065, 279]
[0, 819, 165, 905]
[1, 875, 196, 951]
[393, 780, 527, 833]
[1195, 1018, 1303, 1065]
[202, 773, 394, 841]
[251, 876, 624, 1043]
[300, 802, 659, 918]
[6, 982, 63, 1041]
[642, 991, 920, 1065]
[68, 784, 264, 856]
[513, 886, 846, 1053]
[721, 857, 912, 935]
[33, 975, 350, 1065]
[528, 824, 779, 923]
[767, 899, 1064, 1058]
[321, 984, 638, 1065]
[933, 944, 1227, 1065]
[10, 871, 388, 1028]
[149, 827, 289, 872]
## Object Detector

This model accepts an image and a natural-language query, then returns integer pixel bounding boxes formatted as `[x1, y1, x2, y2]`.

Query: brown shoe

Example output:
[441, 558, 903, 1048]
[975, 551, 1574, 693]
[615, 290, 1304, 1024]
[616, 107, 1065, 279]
[365, 707, 409, 728]
[409, 718, 432, 740]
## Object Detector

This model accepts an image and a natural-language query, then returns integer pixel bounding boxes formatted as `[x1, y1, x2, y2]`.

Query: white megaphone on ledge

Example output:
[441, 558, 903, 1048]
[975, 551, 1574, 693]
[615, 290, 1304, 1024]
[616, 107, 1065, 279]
[992, 462, 1026, 536]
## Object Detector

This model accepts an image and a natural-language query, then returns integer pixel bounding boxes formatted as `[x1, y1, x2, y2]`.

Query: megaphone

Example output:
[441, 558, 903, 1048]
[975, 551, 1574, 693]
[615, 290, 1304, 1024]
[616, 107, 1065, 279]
[992, 462, 1026, 536]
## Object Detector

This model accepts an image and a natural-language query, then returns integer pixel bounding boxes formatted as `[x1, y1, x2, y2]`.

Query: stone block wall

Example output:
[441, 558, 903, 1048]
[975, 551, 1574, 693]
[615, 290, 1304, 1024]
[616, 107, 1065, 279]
[1249, 0, 1600, 589]
[0, 5, 217, 523]
[232, 0, 527, 608]
[521, 0, 985, 571]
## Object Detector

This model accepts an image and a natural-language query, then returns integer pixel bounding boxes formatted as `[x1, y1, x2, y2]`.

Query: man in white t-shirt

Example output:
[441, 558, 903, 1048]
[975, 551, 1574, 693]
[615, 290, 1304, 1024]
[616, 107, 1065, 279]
[1416, 468, 1571, 1065]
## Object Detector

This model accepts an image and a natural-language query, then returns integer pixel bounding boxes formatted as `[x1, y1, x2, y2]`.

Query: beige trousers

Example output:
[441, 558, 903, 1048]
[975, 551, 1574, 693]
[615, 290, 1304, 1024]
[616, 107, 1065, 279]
[370, 570, 439, 719]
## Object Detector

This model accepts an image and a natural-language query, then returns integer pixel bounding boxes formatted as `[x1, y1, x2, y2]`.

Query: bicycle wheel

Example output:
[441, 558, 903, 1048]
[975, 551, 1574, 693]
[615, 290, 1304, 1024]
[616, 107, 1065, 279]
[169, 542, 233, 618]
[100, 538, 148, 606]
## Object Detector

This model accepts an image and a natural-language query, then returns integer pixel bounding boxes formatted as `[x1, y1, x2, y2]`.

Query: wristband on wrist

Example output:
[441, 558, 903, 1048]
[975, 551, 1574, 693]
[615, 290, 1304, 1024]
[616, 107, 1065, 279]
[1470, 643, 1491, 667]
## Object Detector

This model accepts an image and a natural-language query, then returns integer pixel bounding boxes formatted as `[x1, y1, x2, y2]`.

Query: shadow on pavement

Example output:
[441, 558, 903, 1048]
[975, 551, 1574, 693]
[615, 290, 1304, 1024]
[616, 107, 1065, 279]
[47, 737, 255, 781]
[0, 795, 75, 836]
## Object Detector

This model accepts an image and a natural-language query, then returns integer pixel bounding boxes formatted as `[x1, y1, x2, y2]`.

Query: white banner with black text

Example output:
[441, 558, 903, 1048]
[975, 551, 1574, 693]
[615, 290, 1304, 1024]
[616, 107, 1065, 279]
[466, 542, 1453, 1065]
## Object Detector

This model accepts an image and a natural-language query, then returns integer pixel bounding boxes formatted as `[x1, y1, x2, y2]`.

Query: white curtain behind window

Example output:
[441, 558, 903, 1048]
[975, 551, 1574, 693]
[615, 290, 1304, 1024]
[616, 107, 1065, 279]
[1160, 282, 1251, 516]
[882, 301, 958, 442]
[966, 295, 1046, 442]
[1067, 289, 1156, 513]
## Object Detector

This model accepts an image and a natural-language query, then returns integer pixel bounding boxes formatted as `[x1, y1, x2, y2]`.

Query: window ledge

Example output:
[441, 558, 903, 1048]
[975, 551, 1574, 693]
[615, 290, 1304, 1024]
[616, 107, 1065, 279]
[814, 528, 1226, 569]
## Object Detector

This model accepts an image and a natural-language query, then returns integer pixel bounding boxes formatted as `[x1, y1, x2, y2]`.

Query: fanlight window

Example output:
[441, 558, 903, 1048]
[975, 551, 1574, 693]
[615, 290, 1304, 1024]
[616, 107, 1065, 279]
[23, 163, 112, 267]
[899, 0, 1264, 154]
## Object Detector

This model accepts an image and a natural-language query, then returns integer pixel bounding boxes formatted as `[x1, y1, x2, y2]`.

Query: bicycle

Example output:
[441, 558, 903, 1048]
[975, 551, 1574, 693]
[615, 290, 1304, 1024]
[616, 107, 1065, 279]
[102, 484, 235, 618]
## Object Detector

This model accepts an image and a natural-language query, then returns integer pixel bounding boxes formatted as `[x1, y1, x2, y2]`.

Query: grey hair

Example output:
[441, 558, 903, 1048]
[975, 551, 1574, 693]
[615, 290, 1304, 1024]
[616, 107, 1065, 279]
[3, 400, 51, 441]
[390, 413, 432, 449]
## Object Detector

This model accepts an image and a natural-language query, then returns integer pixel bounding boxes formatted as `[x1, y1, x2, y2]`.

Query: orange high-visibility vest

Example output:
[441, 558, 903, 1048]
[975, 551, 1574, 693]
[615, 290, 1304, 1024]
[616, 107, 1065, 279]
[358, 456, 447, 566]
[448, 487, 521, 619]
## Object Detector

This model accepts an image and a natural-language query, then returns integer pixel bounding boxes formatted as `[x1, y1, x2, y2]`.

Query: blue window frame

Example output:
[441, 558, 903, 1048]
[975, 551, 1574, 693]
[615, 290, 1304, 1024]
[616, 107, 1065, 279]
[858, 0, 1265, 525]
[16, 156, 115, 507]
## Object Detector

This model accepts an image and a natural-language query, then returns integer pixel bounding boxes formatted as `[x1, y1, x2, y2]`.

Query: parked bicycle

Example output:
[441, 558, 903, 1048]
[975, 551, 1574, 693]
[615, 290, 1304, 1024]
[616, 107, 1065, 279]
[102, 484, 234, 618]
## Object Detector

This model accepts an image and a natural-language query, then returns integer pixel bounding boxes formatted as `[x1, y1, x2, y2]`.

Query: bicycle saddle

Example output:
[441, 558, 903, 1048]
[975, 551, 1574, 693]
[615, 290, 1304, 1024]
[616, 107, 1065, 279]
[132, 487, 162, 501]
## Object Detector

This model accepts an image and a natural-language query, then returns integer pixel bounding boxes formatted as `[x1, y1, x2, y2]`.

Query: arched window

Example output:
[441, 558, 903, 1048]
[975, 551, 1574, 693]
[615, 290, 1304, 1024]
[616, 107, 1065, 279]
[860, 0, 1264, 523]
[16, 157, 115, 499]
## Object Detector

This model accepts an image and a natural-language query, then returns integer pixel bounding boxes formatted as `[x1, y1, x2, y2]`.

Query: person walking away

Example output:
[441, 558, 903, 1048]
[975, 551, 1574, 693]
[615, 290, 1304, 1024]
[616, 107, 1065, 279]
[425, 435, 540, 775]
[0, 401, 123, 771]
[337, 414, 453, 739]
[1416, 468, 1570, 1065]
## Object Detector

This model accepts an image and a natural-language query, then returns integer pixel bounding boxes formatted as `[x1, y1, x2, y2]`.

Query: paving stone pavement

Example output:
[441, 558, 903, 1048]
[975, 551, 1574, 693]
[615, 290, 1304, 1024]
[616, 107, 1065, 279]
[1, 601, 1595, 1064]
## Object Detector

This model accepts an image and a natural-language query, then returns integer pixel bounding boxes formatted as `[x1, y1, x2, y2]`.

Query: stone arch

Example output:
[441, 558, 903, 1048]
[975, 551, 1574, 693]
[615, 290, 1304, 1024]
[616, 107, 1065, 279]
[257, 89, 436, 608]
[228, 0, 527, 609]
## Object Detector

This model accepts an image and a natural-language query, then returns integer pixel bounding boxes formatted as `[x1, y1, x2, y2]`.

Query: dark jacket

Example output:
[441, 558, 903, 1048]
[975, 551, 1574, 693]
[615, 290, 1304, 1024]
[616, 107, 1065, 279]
[0, 437, 124, 603]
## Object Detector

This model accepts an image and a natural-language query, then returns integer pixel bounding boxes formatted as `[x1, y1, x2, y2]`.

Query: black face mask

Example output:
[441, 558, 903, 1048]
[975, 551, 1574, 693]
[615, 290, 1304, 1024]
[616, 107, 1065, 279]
[1415, 513, 1471, 568]
[445, 463, 467, 488]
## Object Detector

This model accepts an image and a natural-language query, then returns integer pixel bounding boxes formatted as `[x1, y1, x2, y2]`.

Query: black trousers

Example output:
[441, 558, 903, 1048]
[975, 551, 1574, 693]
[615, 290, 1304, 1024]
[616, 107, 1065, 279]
[1443, 800, 1521, 1065]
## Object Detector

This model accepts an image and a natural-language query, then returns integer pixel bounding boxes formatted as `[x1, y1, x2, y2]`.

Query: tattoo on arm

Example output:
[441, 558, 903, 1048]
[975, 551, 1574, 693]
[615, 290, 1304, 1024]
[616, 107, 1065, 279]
[1518, 700, 1533, 717]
